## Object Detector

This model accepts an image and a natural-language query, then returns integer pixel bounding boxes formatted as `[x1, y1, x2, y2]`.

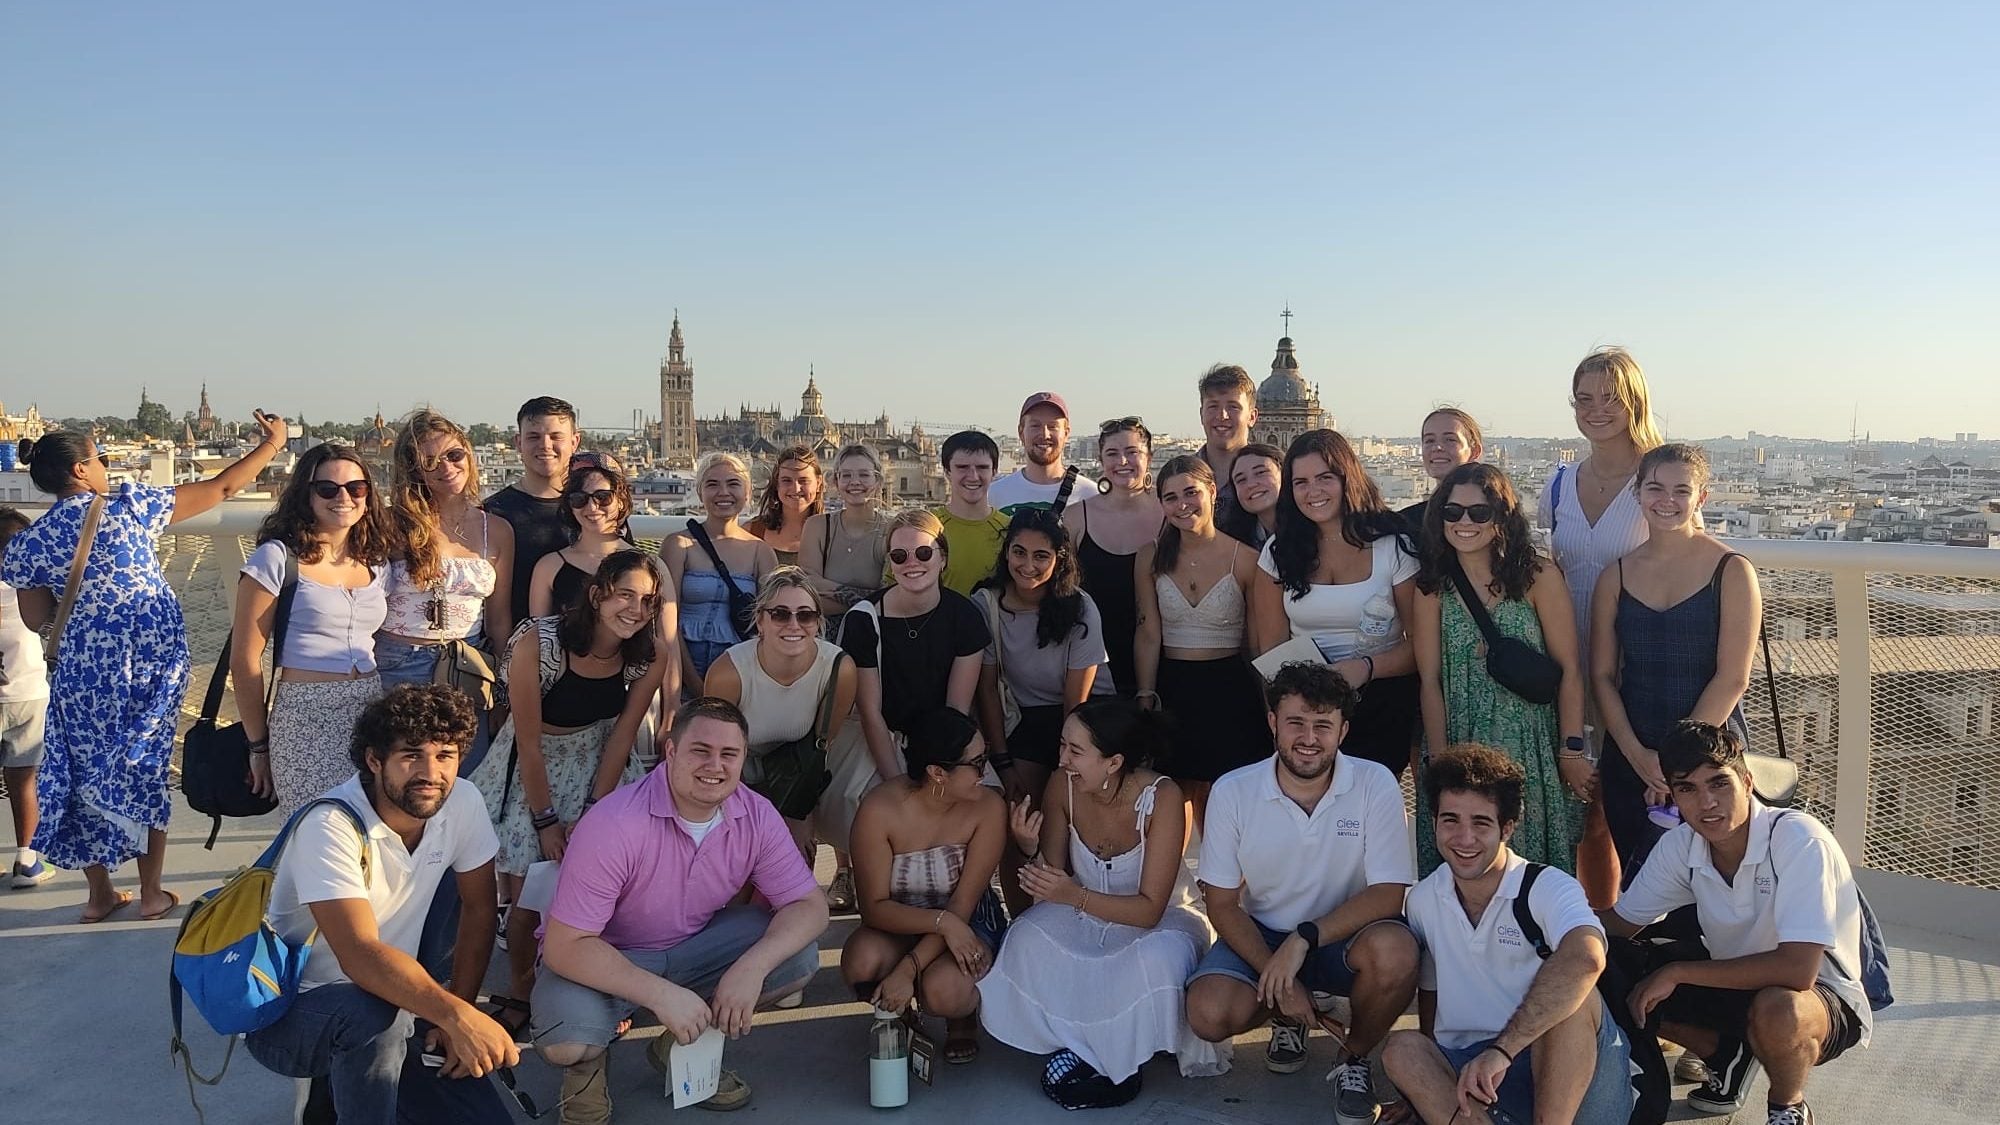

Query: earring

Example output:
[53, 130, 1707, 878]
[1101, 775, 1111, 792]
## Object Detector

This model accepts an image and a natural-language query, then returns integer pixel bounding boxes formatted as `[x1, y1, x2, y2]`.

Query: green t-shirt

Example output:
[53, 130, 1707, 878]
[933, 507, 1011, 596]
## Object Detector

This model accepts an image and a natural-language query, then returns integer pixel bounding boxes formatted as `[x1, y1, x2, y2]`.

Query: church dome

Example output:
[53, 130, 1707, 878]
[1258, 337, 1313, 405]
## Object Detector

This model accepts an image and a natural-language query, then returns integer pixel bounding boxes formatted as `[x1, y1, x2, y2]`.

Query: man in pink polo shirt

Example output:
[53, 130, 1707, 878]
[531, 698, 828, 1121]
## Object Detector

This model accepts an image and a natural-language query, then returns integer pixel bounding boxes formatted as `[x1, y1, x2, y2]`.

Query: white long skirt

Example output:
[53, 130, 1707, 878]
[977, 899, 1232, 1082]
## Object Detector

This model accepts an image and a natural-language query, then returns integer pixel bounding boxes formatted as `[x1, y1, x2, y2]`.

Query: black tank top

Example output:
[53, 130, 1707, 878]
[540, 666, 627, 726]
[1077, 525, 1138, 697]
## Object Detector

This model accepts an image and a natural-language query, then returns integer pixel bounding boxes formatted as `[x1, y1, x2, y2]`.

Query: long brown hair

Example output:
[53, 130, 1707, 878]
[1269, 430, 1405, 600]
[754, 445, 824, 532]
[256, 443, 396, 566]
[557, 548, 664, 666]
[1414, 463, 1541, 601]
[389, 409, 482, 585]
[1151, 454, 1214, 578]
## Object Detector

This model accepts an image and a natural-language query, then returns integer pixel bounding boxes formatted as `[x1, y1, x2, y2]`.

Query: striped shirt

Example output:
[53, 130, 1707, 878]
[1538, 463, 1649, 679]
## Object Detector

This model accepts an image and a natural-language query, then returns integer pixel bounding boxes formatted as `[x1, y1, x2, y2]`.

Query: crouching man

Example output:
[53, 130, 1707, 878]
[1604, 722, 1870, 1125]
[531, 698, 830, 1122]
[248, 684, 518, 1123]
[1383, 745, 1633, 1125]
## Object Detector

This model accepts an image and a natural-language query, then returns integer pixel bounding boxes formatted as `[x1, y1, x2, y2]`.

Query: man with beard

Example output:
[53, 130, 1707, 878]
[1185, 662, 1418, 1125]
[531, 697, 829, 1120]
[248, 684, 517, 1124]
[987, 392, 1096, 516]
[1382, 745, 1633, 1125]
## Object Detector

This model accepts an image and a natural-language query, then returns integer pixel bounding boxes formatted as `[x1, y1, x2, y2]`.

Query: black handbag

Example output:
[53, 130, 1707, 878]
[181, 550, 297, 848]
[1446, 559, 1562, 706]
[685, 518, 757, 639]
[749, 652, 846, 819]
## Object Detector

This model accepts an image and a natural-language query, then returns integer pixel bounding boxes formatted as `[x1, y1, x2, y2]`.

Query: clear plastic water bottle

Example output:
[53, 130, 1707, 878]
[869, 1007, 910, 1108]
[1357, 590, 1397, 652]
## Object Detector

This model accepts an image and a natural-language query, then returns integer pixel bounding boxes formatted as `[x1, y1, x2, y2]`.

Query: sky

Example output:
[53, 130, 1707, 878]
[3, 2, 1996, 443]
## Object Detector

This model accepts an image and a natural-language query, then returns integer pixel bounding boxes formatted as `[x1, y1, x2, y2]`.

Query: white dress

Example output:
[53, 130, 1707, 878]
[977, 777, 1231, 1082]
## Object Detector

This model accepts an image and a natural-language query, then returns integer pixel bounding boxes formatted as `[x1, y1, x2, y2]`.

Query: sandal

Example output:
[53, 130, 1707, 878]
[485, 996, 532, 1042]
[944, 1016, 980, 1064]
[826, 868, 856, 914]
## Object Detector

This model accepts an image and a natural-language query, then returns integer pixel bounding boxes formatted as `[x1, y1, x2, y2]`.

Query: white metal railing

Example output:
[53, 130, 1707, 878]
[116, 504, 2000, 895]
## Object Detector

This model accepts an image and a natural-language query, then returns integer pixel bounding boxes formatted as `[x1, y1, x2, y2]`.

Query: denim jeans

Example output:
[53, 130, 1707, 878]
[245, 982, 511, 1125]
[1436, 996, 1635, 1125]
[374, 634, 492, 775]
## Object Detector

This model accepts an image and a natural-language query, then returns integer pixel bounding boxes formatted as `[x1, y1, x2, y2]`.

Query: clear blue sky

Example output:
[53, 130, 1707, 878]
[3, 2, 1994, 442]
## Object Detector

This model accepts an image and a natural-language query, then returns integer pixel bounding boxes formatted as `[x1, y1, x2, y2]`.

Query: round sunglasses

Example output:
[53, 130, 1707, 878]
[887, 545, 938, 565]
[417, 447, 468, 472]
[1440, 502, 1496, 524]
[310, 480, 370, 501]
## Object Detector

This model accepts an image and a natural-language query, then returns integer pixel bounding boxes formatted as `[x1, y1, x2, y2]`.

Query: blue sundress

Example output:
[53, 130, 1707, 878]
[0, 484, 187, 869]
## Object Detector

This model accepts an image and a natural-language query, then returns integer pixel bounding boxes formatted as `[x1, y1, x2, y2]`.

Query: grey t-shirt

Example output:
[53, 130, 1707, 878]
[971, 588, 1115, 706]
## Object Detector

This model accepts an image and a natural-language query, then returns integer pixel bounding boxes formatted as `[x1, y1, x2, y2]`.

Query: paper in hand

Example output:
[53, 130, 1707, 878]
[667, 1027, 726, 1108]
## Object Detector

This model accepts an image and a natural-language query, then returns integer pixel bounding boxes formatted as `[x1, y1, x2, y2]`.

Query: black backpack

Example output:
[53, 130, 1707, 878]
[1513, 863, 1670, 1125]
[181, 550, 295, 848]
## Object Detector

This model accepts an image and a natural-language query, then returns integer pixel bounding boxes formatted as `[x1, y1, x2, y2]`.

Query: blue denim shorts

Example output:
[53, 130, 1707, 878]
[1436, 997, 1633, 1125]
[1188, 917, 1409, 997]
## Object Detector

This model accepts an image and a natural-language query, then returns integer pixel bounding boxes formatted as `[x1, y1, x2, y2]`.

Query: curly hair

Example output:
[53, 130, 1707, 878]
[558, 548, 664, 667]
[754, 445, 824, 533]
[559, 463, 635, 545]
[349, 683, 479, 774]
[1269, 430, 1408, 600]
[388, 409, 482, 586]
[1264, 660, 1359, 719]
[1422, 743, 1525, 826]
[980, 507, 1087, 648]
[255, 443, 396, 566]
[1151, 454, 1215, 577]
[1415, 462, 1542, 601]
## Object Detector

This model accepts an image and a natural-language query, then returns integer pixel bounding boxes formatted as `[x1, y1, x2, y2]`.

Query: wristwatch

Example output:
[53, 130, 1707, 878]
[1561, 736, 1590, 759]
[1295, 920, 1320, 950]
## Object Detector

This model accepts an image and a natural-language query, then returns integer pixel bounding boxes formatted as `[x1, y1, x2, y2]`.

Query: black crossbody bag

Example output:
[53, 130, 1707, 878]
[685, 518, 756, 639]
[182, 549, 298, 848]
[1446, 558, 1562, 705]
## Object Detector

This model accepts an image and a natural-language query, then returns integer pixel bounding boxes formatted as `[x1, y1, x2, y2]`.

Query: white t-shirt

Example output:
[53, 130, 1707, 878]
[1199, 753, 1414, 930]
[268, 774, 500, 991]
[1256, 535, 1418, 661]
[0, 580, 48, 703]
[988, 470, 1096, 516]
[1615, 802, 1872, 1047]
[1407, 853, 1605, 1049]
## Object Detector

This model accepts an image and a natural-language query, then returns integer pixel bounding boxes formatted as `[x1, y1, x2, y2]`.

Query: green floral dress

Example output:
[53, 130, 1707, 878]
[1416, 589, 1583, 876]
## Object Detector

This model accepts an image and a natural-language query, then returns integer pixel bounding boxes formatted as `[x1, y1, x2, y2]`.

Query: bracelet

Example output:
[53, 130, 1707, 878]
[1361, 654, 1375, 684]
[933, 909, 947, 933]
[1134, 689, 1160, 702]
[248, 748, 269, 756]
[245, 738, 269, 752]
[1075, 889, 1090, 919]
[582, 796, 599, 810]
[1484, 1043, 1516, 1064]
[532, 811, 560, 831]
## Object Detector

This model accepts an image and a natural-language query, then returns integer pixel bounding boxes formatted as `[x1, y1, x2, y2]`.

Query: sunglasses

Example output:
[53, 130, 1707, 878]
[565, 489, 618, 510]
[1440, 502, 1496, 524]
[1099, 415, 1146, 434]
[887, 545, 938, 565]
[955, 753, 991, 774]
[310, 480, 370, 501]
[761, 606, 822, 626]
[418, 447, 468, 472]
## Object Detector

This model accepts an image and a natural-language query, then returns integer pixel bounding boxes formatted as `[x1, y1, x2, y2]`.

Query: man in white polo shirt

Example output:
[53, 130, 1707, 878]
[1185, 662, 1418, 1125]
[247, 684, 518, 1124]
[1606, 721, 1870, 1125]
[1383, 745, 1635, 1125]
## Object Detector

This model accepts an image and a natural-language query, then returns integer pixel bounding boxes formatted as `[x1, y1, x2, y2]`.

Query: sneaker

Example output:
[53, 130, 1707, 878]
[696, 1070, 752, 1112]
[1674, 1051, 1709, 1083]
[774, 989, 805, 1009]
[1686, 1038, 1762, 1116]
[827, 868, 857, 914]
[1265, 1016, 1308, 1074]
[10, 859, 53, 889]
[556, 1053, 611, 1125]
[1767, 1102, 1813, 1125]
[1330, 1057, 1381, 1125]
[495, 904, 509, 952]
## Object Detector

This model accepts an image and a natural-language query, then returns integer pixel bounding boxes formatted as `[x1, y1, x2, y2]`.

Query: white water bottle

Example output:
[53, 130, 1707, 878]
[868, 1007, 910, 1108]
[1358, 590, 1396, 652]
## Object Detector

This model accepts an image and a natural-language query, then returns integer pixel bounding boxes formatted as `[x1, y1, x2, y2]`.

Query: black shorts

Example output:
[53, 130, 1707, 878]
[1657, 981, 1863, 1066]
[1005, 704, 1068, 769]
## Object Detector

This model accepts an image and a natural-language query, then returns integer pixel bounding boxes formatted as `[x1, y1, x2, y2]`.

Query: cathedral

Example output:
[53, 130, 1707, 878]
[1254, 334, 1334, 450]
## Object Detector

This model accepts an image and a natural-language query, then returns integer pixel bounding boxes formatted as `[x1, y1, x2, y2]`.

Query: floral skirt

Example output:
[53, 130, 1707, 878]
[269, 676, 383, 822]
[469, 717, 646, 876]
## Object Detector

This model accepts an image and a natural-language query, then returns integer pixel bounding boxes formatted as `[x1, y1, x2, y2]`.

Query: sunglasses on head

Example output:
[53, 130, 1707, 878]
[1440, 502, 1496, 524]
[569, 451, 620, 473]
[565, 489, 618, 510]
[310, 480, 370, 501]
[1099, 415, 1146, 434]
[418, 447, 468, 472]
[761, 606, 822, 626]
[887, 545, 938, 565]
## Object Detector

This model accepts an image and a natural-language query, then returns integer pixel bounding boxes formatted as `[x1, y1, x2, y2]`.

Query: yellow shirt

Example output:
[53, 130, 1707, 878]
[932, 507, 1011, 596]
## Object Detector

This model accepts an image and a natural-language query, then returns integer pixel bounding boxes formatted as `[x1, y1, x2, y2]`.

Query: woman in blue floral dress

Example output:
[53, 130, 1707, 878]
[0, 416, 285, 923]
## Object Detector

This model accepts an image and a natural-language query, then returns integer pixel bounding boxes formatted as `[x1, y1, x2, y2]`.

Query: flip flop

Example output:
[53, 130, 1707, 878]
[138, 890, 182, 921]
[944, 1018, 980, 1064]
[79, 890, 134, 924]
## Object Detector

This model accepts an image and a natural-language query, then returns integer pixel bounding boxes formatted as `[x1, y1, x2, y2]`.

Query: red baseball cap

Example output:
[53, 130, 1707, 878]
[1018, 391, 1069, 419]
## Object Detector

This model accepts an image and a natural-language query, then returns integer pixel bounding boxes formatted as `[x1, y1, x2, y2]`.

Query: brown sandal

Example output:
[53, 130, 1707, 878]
[944, 1016, 980, 1064]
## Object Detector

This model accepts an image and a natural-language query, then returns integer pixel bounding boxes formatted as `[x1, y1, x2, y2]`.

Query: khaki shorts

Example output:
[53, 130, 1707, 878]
[0, 698, 46, 770]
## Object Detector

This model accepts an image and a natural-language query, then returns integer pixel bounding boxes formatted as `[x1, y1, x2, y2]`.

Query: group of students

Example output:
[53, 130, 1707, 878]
[0, 348, 1875, 1125]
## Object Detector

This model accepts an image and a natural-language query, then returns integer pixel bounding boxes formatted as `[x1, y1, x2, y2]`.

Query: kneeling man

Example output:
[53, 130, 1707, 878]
[532, 698, 830, 1121]
[1383, 745, 1633, 1125]
[1185, 662, 1419, 1125]
[248, 684, 517, 1123]
[1604, 721, 1870, 1125]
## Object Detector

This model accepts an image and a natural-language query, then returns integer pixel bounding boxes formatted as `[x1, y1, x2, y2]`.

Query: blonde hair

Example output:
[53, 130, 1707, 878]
[697, 451, 751, 482]
[1571, 347, 1663, 452]
[390, 409, 482, 585]
[752, 564, 822, 617]
[886, 507, 946, 550]
[833, 444, 885, 500]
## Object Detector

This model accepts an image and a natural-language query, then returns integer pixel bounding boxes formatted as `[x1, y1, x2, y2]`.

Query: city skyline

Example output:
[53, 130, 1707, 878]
[3, 4, 1995, 441]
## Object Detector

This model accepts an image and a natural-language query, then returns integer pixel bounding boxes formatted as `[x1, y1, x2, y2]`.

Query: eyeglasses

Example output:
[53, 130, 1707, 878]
[761, 606, 822, 626]
[565, 489, 618, 510]
[418, 447, 468, 472]
[1440, 502, 1496, 524]
[495, 1023, 593, 1120]
[887, 546, 938, 565]
[310, 480, 370, 501]
[955, 753, 990, 774]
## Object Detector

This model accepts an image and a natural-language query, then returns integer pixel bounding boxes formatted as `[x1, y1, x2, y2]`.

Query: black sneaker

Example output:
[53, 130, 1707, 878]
[1265, 1016, 1308, 1074]
[1767, 1102, 1813, 1125]
[1686, 1038, 1762, 1115]
[1330, 1057, 1380, 1125]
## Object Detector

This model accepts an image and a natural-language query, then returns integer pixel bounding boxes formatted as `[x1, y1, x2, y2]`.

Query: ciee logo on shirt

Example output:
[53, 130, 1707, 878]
[1496, 924, 1526, 948]
[1755, 873, 1774, 896]
[1335, 817, 1363, 837]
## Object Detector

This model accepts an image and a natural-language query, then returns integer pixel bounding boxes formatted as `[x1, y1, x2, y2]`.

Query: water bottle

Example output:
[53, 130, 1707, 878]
[1357, 590, 1397, 653]
[868, 1006, 910, 1108]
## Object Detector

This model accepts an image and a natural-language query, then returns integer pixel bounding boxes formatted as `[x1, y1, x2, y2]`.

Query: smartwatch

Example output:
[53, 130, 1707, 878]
[1295, 920, 1320, 950]
[1563, 736, 1588, 754]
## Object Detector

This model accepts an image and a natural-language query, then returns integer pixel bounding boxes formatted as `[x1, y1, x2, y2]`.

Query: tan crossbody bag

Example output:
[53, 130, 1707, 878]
[41, 493, 106, 662]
